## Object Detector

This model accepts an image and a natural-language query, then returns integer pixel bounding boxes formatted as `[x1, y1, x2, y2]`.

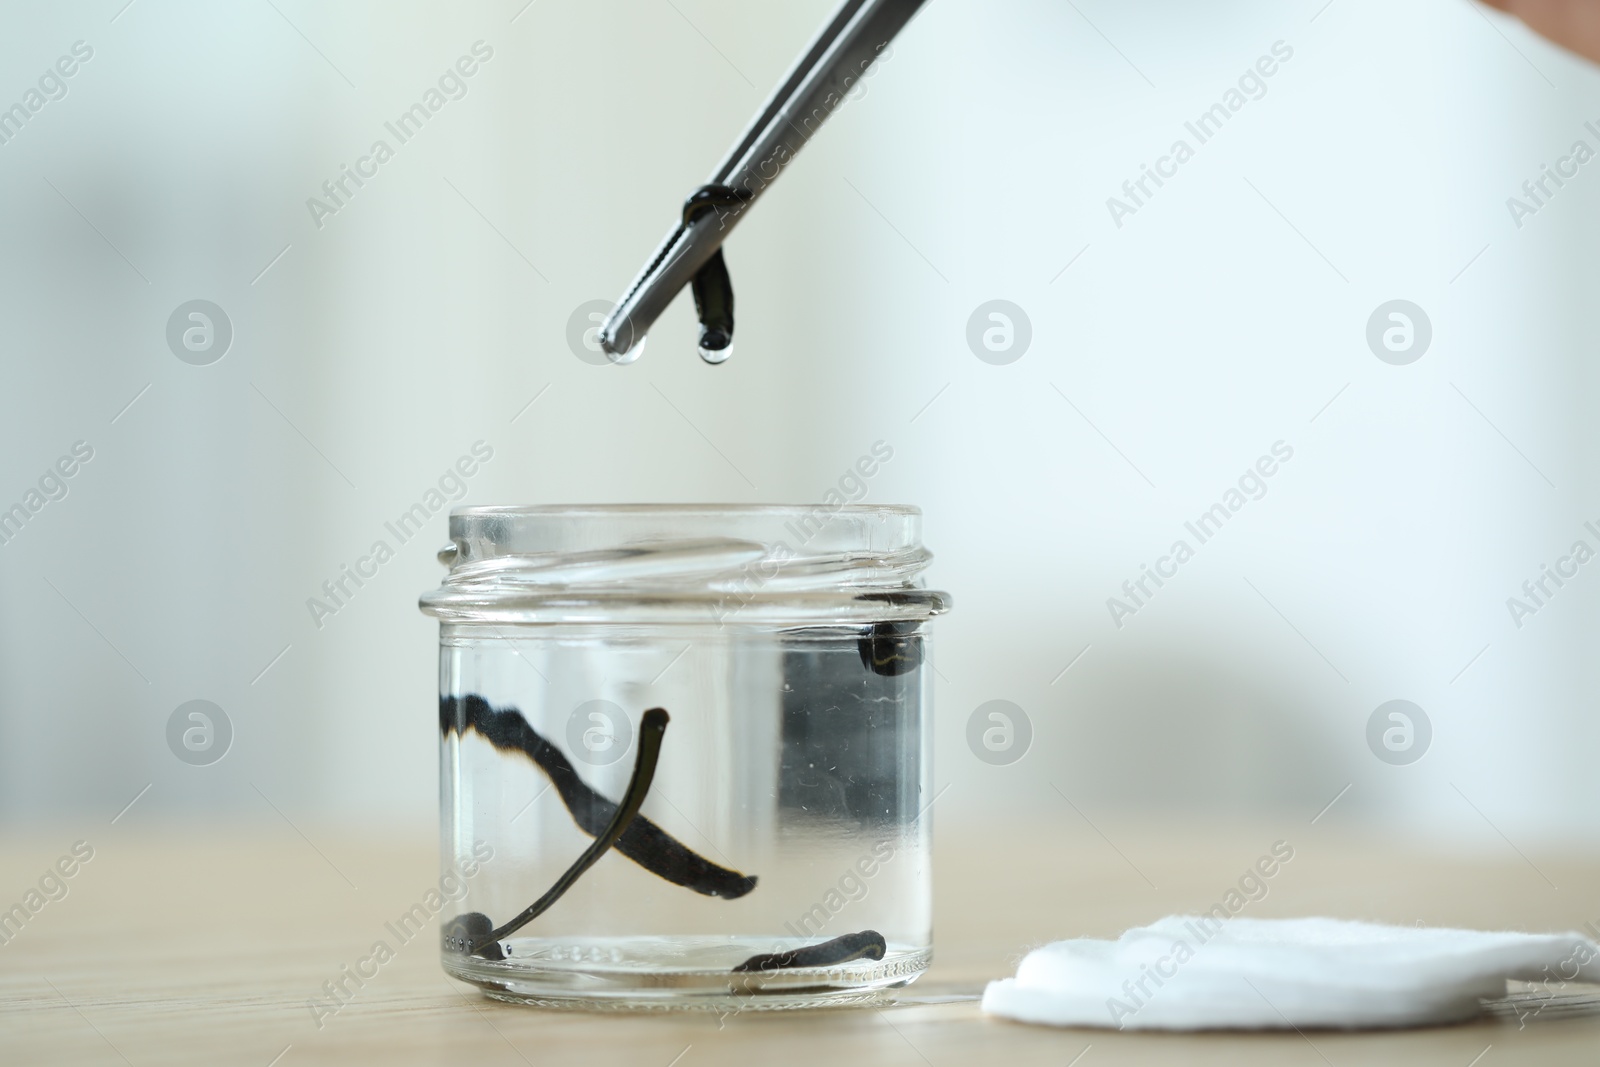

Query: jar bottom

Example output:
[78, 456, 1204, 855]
[443, 936, 930, 1012]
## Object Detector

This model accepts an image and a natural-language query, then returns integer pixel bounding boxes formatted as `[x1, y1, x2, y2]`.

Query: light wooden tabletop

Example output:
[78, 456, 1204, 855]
[3, 819, 1598, 1066]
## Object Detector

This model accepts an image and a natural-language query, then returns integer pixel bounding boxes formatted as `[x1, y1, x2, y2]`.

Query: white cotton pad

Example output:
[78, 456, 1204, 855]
[981, 916, 1600, 1030]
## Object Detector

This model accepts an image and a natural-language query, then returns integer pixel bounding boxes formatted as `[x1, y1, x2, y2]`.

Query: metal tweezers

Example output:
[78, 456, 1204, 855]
[597, 0, 928, 362]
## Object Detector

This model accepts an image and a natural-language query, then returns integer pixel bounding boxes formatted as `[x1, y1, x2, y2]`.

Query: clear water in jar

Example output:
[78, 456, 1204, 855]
[439, 622, 932, 1010]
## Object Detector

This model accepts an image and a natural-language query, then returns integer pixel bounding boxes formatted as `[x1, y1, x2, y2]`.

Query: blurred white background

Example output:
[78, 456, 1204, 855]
[2, 0, 1597, 852]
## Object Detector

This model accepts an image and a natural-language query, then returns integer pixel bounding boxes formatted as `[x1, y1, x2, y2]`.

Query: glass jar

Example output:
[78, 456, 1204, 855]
[419, 504, 950, 1010]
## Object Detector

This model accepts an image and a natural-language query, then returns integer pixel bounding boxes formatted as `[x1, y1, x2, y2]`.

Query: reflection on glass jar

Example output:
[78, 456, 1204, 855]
[419, 505, 950, 1010]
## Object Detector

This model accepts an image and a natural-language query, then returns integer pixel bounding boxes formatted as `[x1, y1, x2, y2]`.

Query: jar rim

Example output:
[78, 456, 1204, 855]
[449, 503, 922, 518]
[419, 502, 948, 624]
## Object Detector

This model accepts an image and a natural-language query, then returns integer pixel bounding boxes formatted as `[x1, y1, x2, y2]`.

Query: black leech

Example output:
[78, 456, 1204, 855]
[441, 695, 759, 899]
[683, 185, 750, 358]
[442, 911, 503, 960]
[443, 708, 669, 960]
[463, 708, 671, 957]
[690, 249, 734, 355]
[858, 621, 922, 677]
[731, 930, 888, 973]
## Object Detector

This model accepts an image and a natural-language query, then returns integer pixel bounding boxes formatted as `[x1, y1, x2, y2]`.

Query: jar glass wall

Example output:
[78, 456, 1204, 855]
[420, 505, 949, 1010]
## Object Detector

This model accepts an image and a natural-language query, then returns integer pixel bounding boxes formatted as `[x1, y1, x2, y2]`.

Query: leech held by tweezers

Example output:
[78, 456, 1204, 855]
[441, 695, 759, 899]
[732, 929, 888, 973]
[683, 185, 750, 362]
[597, 0, 929, 359]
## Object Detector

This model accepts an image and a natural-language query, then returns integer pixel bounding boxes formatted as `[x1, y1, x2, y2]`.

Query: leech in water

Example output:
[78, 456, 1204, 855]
[444, 708, 670, 959]
[441, 695, 759, 899]
[731, 930, 888, 973]
[858, 621, 922, 677]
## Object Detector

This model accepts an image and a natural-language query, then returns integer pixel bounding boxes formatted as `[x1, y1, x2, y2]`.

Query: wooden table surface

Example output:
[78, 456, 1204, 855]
[3, 818, 1598, 1066]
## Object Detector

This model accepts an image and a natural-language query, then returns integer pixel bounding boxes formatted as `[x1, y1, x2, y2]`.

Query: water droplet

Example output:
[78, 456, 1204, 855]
[608, 335, 646, 365]
[699, 342, 732, 365]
